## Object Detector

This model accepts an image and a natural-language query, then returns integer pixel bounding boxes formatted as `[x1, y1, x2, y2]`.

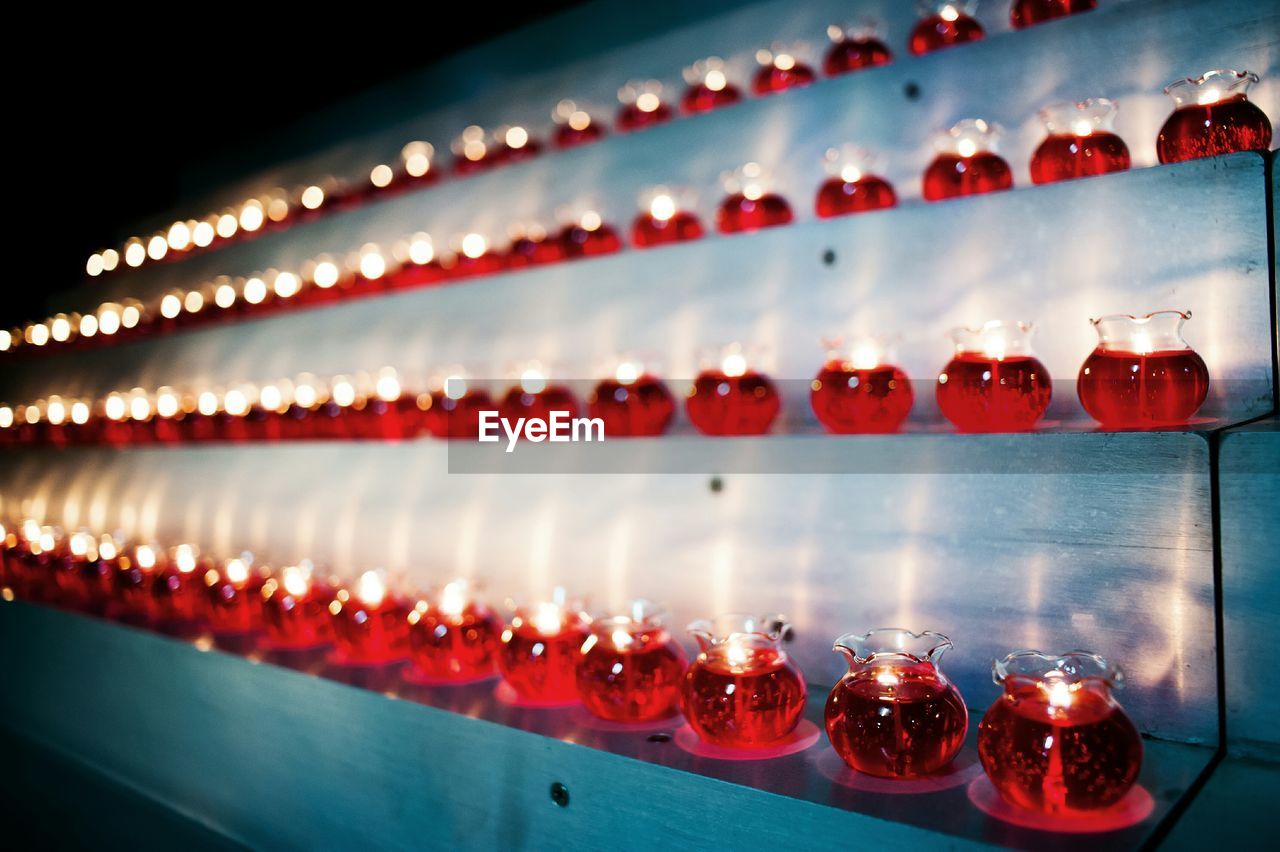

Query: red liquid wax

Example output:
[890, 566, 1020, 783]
[631, 211, 704, 248]
[686, 371, 781, 436]
[453, 155, 492, 176]
[937, 354, 1052, 432]
[815, 176, 897, 217]
[1077, 348, 1209, 428]
[751, 63, 816, 95]
[447, 252, 506, 280]
[588, 376, 676, 437]
[387, 261, 447, 290]
[408, 603, 502, 681]
[978, 683, 1143, 812]
[616, 102, 673, 131]
[356, 397, 425, 441]
[1156, 96, 1273, 163]
[1030, 133, 1130, 184]
[496, 140, 542, 166]
[682, 645, 807, 747]
[716, 193, 793, 233]
[1011, 0, 1096, 28]
[560, 223, 622, 258]
[811, 362, 913, 433]
[577, 629, 687, 722]
[554, 123, 604, 148]
[823, 38, 892, 75]
[330, 596, 411, 664]
[825, 661, 968, 777]
[499, 386, 581, 424]
[498, 621, 590, 702]
[76, 558, 116, 615]
[908, 13, 985, 55]
[922, 153, 1013, 201]
[261, 584, 335, 650]
[205, 576, 264, 637]
[681, 83, 742, 114]
[423, 390, 496, 440]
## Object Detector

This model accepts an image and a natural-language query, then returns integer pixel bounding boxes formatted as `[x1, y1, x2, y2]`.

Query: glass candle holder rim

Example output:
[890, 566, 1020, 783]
[934, 119, 1004, 154]
[833, 628, 954, 665]
[1090, 310, 1193, 353]
[683, 56, 728, 84]
[1038, 97, 1120, 133]
[638, 185, 698, 215]
[918, 0, 978, 16]
[754, 41, 811, 67]
[507, 598, 592, 625]
[1163, 69, 1259, 103]
[618, 79, 663, 104]
[688, 612, 789, 645]
[827, 18, 883, 42]
[822, 144, 881, 179]
[589, 600, 670, 633]
[948, 319, 1037, 355]
[993, 649, 1124, 689]
[1090, 309, 1191, 326]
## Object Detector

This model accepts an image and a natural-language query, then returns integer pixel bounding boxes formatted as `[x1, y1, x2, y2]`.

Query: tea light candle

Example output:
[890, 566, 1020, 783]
[494, 125, 541, 165]
[616, 80, 672, 131]
[909, 1, 985, 56]
[683, 615, 807, 747]
[448, 232, 506, 278]
[716, 163, 793, 233]
[630, 187, 704, 248]
[388, 233, 447, 289]
[204, 556, 265, 638]
[587, 359, 676, 437]
[810, 338, 913, 433]
[1030, 99, 1130, 185]
[422, 372, 494, 440]
[576, 600, 686, 722]
[552, 99, 605, 148]
[557, 206, 621, 258]
[686, 345, 781, 436]
[823, 21, 893, 75]
[498, 595, 591, 702]
[328, 569, 411, 665]
[261, 563, 335, 651]
[499, 364, 581, 425]
[399, 141, 438, 188]
[407, 579, 502, 681]
[937, 320, 1052, 432]
[113, 543, 159, 625]
[505, 222, 566, 267]
[815, 145, 897, 217]
[152, 543, 208, 635]
[751, 45, 816, 95]
[923, 119, 1012, 201]
[681, 57, 742, 114]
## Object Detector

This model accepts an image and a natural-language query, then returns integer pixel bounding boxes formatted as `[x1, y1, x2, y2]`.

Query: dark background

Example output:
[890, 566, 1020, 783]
[11, 6, 585, 330]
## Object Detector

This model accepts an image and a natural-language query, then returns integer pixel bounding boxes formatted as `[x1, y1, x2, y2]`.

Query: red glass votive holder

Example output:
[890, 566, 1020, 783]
[76, 534, 120, 615]
[1030, 99, 1130, 185]
[1011, 0, 1096, 29]
[494, 126, 541, 165]
[557, 207, 621, 258]
[452, 126, 494, 175]
[823, 22, 893, 75]
[811, 339, 913, 433]
[577, 601, 687, 722]
[924, 119, 1012, 201]
[686, 346, 781, 436]
[751, 46, 816, 95]
[151, 544, 208, 635]
[421, 374, 494, 440]
[815, 146, 897, 217]
[681, 58, 742, 114]
[716, 163, 793, 233]
[616, 80, 672, 131]
[329, 570, 411, 665]
[588, 360, 676, 437]
[826, 629, 968, 778]
[909, 1, 985, 55]
[683, 615, 806, 747]
[552, 100, 605, 148]
[112, 544, 159, 625]
[498, 599, 592, 702]
[1078, 311, 1209, 428]
[979, 651, 1143, 813]
[449, 233, 507, 279]
[937, 321, 1052, 432]
[499, 367, 581, 424]
[631, 188, 704, 248]
[1156, 70, 1272, 164]
[356, 370, 426, 441]
[204, 557, 265, 639]
[388, 234, 447, 290]
[506, 224, 567, 267]
[407, 579, 502, 681]
[260, 564, 335, 651]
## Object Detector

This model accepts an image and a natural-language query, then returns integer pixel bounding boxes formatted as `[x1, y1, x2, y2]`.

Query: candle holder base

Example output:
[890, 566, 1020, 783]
[569, 707, 683, 733]
[814, 747, 983, 794]
[401, 666, 497, 687]
[674, 719, 820, 761]
[493, 680, 579, 709]
[966, 776, 1155, 832]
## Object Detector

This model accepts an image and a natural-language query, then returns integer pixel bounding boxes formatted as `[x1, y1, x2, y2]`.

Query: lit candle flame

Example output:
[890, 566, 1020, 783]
[1046, 679, 1075, 709]
[135, 545, 156, 570]
[612, 628, 634, 650]
[357, 570, 386, 608]
[1070, 118, 1094, 137]
[721, 351, 748, 377]
[940, 4, 960, 22]
[225, 558, 249, 585]
[1197, 88, 1222, 106]
[520, 367, 548, 394]
[282, 565, 310, 597]
[1132, 328, 1153, 356]
[532, 602, 564, 635]
[439, 581, 468, 618]
[725, 635, 750, 668]
[175, 544, 197, 573]
[615, 361, 641, 384]
[649, 194, 676, 221]
[850, 341, 882, 371]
